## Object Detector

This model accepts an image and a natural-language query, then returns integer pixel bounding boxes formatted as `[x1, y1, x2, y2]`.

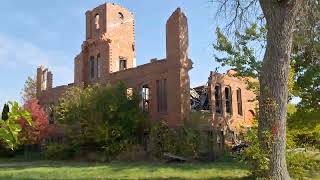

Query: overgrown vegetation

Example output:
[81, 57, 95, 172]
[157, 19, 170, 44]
[43, 83, 220, 162]
[148, 122, 200, 159]
[240, 124, 320, 179]
[45, 83, 149, 161]
[19, 99, 49, 145]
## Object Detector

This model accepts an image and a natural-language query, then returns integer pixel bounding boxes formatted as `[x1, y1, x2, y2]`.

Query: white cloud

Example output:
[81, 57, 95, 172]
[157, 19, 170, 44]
[0, 33, 73, 84]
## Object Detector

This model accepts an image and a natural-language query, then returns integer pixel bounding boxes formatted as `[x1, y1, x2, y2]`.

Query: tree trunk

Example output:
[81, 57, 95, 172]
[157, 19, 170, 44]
[258, 0, 303, 179]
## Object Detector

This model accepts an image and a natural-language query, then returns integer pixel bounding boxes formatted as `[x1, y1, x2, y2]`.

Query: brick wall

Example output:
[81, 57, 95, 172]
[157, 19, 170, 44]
[208, 70, 257, 132]
[37, 4, 192, 127]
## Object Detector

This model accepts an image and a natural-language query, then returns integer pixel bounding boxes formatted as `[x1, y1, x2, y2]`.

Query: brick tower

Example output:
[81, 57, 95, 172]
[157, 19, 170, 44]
[74, 3, 136, 85]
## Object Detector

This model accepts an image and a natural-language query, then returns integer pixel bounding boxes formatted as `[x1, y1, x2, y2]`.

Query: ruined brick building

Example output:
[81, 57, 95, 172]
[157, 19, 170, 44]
[191, 69, 256, 133]
[36, 3, 256, 133]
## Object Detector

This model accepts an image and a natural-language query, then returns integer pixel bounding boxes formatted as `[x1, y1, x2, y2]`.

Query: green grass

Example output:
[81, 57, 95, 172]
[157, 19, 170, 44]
[0, 160, 251, 180]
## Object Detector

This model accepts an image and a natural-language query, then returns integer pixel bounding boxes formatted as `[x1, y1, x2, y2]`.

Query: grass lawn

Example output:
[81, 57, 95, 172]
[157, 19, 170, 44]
[0, 160, 251, 180]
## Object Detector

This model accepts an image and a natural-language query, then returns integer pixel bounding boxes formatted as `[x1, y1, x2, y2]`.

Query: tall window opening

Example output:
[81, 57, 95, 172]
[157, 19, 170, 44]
[225, 86, 233, 115]
[215, 84, 223, 114]
[97, 54, 101, 78]
[142, 85, 150, 112]
[94, 14, 100, 29]
[119, 57, 127, 71]
[89, 56, 95, 79]
[237, 88, 243, 116]
[156, 79, 167, 113]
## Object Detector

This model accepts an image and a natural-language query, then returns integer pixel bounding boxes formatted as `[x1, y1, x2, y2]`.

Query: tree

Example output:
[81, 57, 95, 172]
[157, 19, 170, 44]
[214, 0, 305, 179]
[54, 83, 148, 159]
[1, 103, 10, 121]
[19, 99, 49, 145]
[0, 102, 32, 150]
[21, 76, 37, 103]
[214, 24, 264, 78]
[291, 0, 320, 110]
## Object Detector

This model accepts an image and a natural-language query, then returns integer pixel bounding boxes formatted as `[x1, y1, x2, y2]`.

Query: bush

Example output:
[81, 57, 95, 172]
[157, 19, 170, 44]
[240, 128, 270, 178]
[288, 109, 320, 149]
[287, 151, 320, 179]
[240, 127, 320, 179]
[44, 143, 74, 160]
[53, 82, 149, 161]
[116, 145, 147, 162]
[148, 122, 200, 159]
[19, 99, 49, 145]
[0, 145, 17, 158]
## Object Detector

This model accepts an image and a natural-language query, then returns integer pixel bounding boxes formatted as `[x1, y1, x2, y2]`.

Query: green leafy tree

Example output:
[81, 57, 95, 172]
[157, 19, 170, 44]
[21, 76, 37, 103]
[214, 24, 264, 79]
[291, 0, 320, 110]
[214, 24, 296, 97]
[0, 102, 32, 150]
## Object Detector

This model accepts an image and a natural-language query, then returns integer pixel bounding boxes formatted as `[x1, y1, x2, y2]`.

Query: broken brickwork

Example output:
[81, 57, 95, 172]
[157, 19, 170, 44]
[36, 3, 256, 131]
[36, 3, 192, 127]
[191, 70, 257, 134]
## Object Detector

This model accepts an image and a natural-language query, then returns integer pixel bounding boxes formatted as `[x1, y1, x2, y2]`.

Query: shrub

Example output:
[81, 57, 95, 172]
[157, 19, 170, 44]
[0, 102, 32, 150]
[287, 151, 320, 179]
[240, 126, 320, 179]
[53, 82, 148, 161]
[19, 99, 49, 145]
[148, 122, 200, 159]
[240, 128, 270, 178]
[0, 145, 17, 157]
[287, 109, 320, 149]
[44, 143, 74, 160]
[116, 145, 147, 162]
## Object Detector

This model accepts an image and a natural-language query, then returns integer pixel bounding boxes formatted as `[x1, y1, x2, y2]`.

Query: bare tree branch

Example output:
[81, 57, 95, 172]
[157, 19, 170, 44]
[213, 0, 260, 33]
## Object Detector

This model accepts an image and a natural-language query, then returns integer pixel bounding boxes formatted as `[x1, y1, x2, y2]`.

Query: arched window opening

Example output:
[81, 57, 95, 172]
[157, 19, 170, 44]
[247, 110, 256, 121]
[215, 84, 223, 114]
[225, 86, 233, 115]
[142, 85, 150, 112]
[89, 56, 95, 79]
[97, 54, 101, 78]
[118, 12, 124, 21]
[237, 88, 243, 116]
[94, 14, 100, 29]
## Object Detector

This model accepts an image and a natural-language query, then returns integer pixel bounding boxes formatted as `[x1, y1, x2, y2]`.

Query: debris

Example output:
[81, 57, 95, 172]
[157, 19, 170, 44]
[163, 153, 188, 163]
[190, 85, 210, 111]
[231, 143, 249, 154]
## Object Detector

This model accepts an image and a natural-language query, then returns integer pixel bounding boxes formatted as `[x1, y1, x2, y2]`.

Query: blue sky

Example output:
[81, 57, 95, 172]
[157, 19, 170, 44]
[0, 0, 230, 107]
